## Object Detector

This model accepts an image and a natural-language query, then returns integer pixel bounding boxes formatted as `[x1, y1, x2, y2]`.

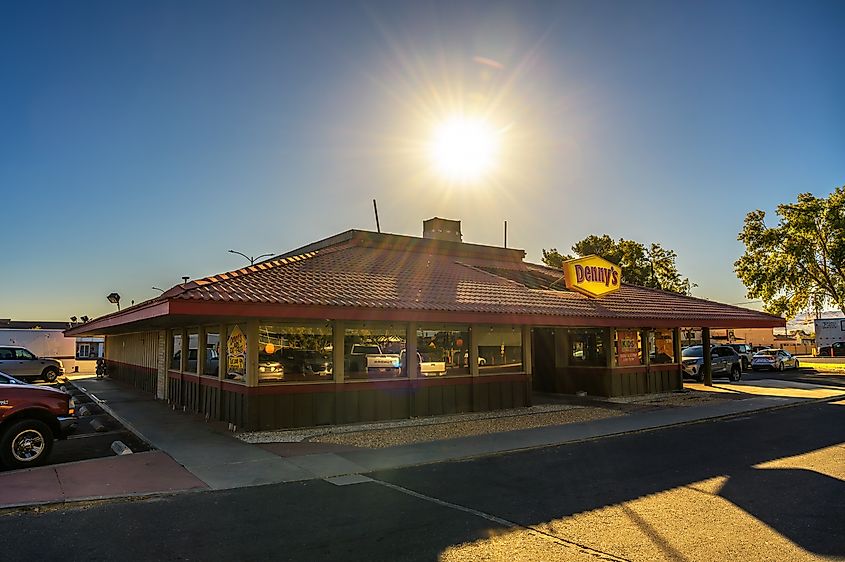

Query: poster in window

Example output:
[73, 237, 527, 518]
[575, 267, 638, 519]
[616, 330, 640, 367]
[227, 325, 247, 378]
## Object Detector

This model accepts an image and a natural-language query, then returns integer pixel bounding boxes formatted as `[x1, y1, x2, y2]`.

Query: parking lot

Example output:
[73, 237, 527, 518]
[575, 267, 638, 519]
[0, 376, 150, 472]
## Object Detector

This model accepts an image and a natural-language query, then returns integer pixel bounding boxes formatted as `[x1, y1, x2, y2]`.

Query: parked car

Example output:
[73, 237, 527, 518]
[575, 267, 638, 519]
[726, 343, 753, 371]
[681, 345, 742, 382]
[0, 371, 76, 468]
[816, 341, 845, 357]
[0, 346, 65, 382]
[399, 350, 447, 376]
[751, 349, 799, 371]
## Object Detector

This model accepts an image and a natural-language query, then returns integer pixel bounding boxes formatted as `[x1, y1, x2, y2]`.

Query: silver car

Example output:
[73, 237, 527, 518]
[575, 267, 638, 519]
[0, 346, 65, 382]
[751, 349, 799, 372]
[681, 345, 742, 382]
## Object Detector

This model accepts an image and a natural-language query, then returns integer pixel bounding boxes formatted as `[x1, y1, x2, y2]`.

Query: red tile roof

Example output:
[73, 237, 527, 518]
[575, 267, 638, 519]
[67, 230, 784, 335]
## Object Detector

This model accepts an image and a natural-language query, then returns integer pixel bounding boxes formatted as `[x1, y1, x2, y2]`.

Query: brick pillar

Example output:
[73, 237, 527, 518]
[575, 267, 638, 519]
[156, 330, 168, 400]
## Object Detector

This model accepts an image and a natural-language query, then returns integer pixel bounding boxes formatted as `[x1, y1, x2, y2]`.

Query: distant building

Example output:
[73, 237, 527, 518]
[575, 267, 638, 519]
[0, 319, 103, 369]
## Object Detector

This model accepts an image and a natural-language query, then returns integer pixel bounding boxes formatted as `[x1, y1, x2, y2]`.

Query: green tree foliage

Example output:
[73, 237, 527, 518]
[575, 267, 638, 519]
[735, 187, 845, 317]
[542, 235, 694, 294]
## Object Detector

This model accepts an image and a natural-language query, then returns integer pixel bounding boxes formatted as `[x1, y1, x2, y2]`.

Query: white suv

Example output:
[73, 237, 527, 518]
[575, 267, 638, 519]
[0, 346, 65, 382]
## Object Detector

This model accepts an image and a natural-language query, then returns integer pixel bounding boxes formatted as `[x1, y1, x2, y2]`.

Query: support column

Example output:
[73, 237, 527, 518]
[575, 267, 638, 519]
[470, 325, 481, 411]
[333, 321, 345, 424]
[179, 328, 188, 372]
[246, 319, 259, 387]
[702, 326, 712, 386]
[406, 322, 418, 418]
[672, 327, 683, 390]
[604, 328, 614, 369]
[197, 326, 207, 377]
[157, 330, 168, 400]
[218, 324, 227, 380]
[332, 321, 345, 383]
[522, 325, 533, 406]
[672, 327, 682, 364]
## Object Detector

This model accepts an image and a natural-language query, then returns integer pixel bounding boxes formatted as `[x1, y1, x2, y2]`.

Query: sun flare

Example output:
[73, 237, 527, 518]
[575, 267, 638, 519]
[429, 116, 501, 183]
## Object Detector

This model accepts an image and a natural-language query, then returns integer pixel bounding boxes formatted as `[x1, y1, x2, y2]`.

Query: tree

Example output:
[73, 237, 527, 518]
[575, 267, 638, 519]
[735, 187, 845, 318]
[542, 234, 694, 295]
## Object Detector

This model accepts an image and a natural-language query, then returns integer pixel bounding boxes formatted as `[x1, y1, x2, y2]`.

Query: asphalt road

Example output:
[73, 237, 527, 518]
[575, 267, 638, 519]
[1, 399, 843, 561]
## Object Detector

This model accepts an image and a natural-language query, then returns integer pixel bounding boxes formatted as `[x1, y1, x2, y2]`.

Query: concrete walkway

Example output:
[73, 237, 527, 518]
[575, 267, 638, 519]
[4, 376, 841, 509]
[72, 378, 315, 489]
[0, 451, 206, 508]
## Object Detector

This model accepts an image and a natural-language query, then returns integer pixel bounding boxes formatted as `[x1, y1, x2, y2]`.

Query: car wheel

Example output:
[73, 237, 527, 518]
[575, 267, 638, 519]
[778, 362, 785, 372]
[729, 364, 741, 382]
[41, 367, 59, 383]
[741, 357, 749, 371]
[793, 359, 799, 370]
[0, 419, 54, 469]
[694, 371, 704, 383]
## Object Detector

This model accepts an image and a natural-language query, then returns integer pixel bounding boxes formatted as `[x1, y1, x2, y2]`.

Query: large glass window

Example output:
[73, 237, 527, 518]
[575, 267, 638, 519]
[615, 329, 643, 367]
[185, 329, 199, 373]
[258, 323, 333, 383]
[569, 328, 609, 367]
[414, 325, 470, 377]
[170, 330, 182, 370]
[476, 326, 523, 374]
[225, 324, 248, 382]
[649, 329, 676, 364]
[345, 324, 405, 380]
[204, 329, 220, 377]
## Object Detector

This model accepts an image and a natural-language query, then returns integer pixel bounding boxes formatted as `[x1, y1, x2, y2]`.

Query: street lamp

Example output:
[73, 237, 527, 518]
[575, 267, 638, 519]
[107, 292, 121, 311]
[152, 287, 165, 294]
[228, 249, 273, 265]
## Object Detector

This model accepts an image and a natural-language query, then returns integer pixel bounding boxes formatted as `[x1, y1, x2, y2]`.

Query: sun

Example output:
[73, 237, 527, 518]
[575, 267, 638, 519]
[429, 116, 501, 183]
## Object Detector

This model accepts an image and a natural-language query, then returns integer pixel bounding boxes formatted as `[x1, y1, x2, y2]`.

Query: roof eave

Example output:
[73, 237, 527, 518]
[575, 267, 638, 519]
[64, 301, 171, 336]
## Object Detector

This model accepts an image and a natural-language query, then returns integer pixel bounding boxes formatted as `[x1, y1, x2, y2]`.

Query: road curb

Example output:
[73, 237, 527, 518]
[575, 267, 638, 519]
[0, 487, 208, 513]
[351, 395, 845, 477]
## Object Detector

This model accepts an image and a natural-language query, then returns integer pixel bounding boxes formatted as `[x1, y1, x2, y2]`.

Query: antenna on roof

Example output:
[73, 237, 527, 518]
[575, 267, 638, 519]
[373, 199, 381, 233]
[504, 220, 508, 248]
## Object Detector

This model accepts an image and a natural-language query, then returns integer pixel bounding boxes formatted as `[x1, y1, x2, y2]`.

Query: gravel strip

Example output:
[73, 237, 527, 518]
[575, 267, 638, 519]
[309, 407, 623, 448]
[238, 404, 581, 444]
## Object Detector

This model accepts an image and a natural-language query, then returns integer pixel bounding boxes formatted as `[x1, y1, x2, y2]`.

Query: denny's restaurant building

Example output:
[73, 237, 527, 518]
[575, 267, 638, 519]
[66, 220, 784, 431]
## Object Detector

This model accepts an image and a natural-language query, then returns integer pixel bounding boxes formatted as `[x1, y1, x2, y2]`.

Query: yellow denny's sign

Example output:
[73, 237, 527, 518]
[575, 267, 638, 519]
[562, 255, 622, 298]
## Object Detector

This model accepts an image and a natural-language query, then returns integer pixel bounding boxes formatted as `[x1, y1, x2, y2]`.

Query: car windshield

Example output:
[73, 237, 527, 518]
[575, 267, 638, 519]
[681, 346, 703, 358]
[755, 350, 778, 356]
[354, 345, 381, 355]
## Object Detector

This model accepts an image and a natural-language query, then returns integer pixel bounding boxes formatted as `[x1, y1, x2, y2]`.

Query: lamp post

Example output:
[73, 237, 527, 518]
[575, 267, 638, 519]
[228, 249, 273, 265]
[107, 292, 121, 311]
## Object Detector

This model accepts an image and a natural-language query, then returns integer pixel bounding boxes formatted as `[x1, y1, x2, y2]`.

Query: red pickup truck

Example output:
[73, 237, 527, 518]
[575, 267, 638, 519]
[0, 371, 76, 469]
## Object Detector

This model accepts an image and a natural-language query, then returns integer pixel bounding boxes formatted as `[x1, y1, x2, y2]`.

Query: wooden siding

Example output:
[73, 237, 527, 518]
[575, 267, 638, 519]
[104, 332, 159, 394]
[535, 364, 682, 397]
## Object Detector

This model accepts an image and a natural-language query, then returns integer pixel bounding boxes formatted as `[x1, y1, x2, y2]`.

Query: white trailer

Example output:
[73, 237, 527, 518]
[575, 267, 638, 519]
[814, 318, 845, 350]
[0, 329, 75, 360]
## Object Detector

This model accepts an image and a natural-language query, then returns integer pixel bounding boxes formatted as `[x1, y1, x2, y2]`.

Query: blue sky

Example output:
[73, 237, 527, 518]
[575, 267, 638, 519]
[2, 0, 843, 320]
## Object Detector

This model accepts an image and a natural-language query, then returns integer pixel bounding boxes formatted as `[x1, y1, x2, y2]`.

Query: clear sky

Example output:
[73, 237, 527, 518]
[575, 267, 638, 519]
[2, 0, 843, 321]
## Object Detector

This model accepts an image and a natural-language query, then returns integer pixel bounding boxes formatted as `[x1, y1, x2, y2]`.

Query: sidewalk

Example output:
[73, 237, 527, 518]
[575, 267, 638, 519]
[3, 376, 843, 509]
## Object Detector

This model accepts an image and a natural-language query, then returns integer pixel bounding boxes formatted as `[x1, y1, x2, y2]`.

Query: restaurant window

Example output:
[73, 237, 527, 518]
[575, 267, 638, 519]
[344, 324, 406, 380]
[170, 330, 182, 370]
[204, 328, 220, 377]
[649, 329, 676, 364]
[615, 329, 643, 367]
[476, 326, 522, 374]
[258, 323, 333, 383]
[225, 324, 248, 383]
[569, 328, 608, 367]
[185, 329, 199, 373]
[414, 325, 470, 377]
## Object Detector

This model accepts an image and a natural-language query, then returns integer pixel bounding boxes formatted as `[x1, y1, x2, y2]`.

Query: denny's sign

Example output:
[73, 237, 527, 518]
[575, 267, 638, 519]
[562, 255, 622, 298]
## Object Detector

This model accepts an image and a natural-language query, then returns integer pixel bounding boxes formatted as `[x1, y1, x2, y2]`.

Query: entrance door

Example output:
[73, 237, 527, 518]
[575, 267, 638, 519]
[532, 328, 556, 392]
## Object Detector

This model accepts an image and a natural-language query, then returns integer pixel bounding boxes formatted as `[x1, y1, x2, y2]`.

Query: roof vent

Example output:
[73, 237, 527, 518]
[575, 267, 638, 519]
[423, 217, 462, 242]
